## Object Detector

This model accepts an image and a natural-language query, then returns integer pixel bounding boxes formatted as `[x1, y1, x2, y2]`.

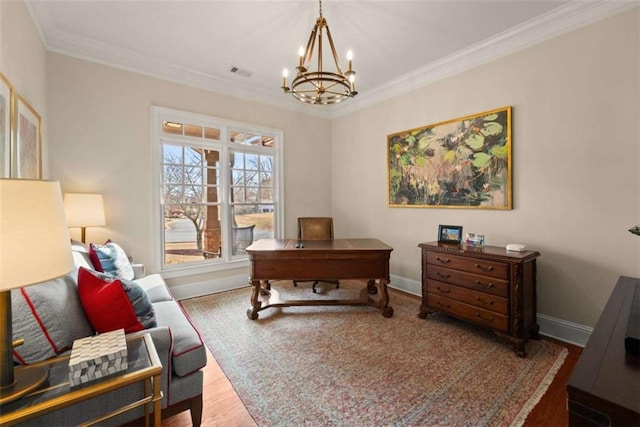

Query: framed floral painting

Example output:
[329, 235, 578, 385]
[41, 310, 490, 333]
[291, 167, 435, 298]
[0, 73, 12, 178]
[13, 94, 42, 179]
[387, 106, 512, 209]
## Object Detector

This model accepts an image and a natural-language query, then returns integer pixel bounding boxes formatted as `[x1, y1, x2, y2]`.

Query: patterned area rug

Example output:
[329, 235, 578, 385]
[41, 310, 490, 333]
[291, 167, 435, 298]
[181, 281, 567, 426]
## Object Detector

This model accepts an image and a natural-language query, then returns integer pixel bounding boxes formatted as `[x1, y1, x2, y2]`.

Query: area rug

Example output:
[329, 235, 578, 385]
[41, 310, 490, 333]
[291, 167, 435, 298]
[181, 281, 567, 426]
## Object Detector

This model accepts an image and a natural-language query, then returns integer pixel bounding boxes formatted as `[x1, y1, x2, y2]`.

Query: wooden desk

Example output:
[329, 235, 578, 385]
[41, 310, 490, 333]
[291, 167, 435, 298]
[566, 276, 640, 426]
[245, 238, 393, 319]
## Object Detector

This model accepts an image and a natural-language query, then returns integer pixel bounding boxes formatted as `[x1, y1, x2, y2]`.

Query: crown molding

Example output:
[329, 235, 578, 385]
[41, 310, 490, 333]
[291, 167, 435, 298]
[330, 0, 638, 118]
[26, 0, 637, 120]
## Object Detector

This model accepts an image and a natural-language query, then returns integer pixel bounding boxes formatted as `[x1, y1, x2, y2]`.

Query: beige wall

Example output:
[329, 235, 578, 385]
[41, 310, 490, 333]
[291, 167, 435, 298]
[0, 1, 48, 175]
[331, 9, 640, 327]
[46, 53, 333, 283]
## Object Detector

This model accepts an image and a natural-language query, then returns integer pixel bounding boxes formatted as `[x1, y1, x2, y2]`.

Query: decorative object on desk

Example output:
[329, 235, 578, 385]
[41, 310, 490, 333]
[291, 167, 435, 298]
[63, 193, 106, 244]
[629, 225, 640, 236]
[387, 106, 512, 209]
[68, 329, 128, 386]
[12, 94, 42, 179]
[0, 73, 13, 178]
[280, 0, 357, 105]
[465, 232, 485, 248]
[438, 224, 462, 244]
[0, 179, 74, 404]
[182, 281, 567, 426]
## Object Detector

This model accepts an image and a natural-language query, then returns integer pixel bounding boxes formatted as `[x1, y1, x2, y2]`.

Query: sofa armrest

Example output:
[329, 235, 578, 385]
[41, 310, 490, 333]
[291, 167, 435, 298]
[131, 263, 145, 279]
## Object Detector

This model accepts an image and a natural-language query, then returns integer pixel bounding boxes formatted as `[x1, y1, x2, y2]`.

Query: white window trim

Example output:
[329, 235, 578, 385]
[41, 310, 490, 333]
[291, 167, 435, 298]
[150, 106, 284, 278]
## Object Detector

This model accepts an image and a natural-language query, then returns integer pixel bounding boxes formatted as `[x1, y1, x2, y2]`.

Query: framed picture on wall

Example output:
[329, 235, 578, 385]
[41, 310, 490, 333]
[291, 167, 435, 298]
[387, 106, 512, 209]
[0, 73, 12, 178]
[13, 94, 42, 179]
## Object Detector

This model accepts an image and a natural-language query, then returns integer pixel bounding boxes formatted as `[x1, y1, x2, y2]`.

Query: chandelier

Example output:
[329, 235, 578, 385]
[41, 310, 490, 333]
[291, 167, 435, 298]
[281, 0, 357, 105]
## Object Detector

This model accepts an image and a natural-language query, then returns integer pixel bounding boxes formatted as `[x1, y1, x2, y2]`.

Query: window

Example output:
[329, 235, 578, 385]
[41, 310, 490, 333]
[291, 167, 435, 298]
[151, 107, 283, 276]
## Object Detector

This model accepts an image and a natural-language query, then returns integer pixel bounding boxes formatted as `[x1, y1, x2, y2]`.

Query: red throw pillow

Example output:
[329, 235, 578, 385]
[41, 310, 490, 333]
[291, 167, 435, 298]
[77, 267, 143, 333]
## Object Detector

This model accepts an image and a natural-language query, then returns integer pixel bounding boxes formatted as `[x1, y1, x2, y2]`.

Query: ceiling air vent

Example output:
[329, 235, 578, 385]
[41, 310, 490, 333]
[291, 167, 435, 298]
[229, 66, 252, 78]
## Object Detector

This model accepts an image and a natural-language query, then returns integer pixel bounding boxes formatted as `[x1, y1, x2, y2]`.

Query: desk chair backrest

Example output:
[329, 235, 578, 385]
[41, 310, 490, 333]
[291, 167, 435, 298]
[297, 217, 334, 240]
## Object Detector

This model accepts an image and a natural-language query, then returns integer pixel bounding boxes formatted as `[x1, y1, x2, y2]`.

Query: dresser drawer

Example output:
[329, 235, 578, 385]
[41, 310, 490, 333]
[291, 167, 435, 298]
[426, 265, 508, 297]
[426, 279, 508, 314]
[427, 251, 508, 280]
[427, 293, 509, 332]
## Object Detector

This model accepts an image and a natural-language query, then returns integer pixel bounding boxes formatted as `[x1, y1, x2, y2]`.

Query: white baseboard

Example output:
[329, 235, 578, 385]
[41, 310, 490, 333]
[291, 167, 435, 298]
[536, 314, 592, 347]
[170, 274, 250, 301]
[172, 273, 591, 347]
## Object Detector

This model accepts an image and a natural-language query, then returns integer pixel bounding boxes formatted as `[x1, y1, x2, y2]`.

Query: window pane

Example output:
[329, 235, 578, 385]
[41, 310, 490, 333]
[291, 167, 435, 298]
[245, 154, 259, 170]
[260, 171, 272, 187]
[203, 185, 221, 204]
[164, 165, 182, 184]
[204, 127, 220, 140]
[164, 203, 224, 265]
[162, 121, 183, 135]
[184, 124, 202, 138]
[232, 170, 244, 187]
[232, 187, 245, 203]
[163, 144, 183, 164]
[184, 147, 203, 166]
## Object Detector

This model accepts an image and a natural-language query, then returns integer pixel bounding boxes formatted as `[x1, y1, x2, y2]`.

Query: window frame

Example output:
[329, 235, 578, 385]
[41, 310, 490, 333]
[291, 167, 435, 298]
[151, 106, 284, 278]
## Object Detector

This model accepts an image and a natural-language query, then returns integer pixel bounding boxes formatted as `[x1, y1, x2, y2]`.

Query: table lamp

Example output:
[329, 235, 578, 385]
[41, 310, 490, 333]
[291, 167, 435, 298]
[63, 193, 106, 243]
[0, 179, 74, 404]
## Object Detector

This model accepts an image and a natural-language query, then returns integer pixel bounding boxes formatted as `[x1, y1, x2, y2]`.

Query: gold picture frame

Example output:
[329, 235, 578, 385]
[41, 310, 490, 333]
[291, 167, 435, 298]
[13, 94, 42, 179]
[387, 106, 512, 209]
[0, 73, 12, 178]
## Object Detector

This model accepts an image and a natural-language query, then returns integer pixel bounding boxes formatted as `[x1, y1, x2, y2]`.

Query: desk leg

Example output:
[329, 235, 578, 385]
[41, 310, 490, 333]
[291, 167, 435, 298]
[377, 278, 394, 318]
[247, 279, 263, 320]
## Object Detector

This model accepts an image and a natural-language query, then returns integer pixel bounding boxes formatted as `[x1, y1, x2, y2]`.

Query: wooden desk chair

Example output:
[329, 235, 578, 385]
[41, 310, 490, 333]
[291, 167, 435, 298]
[293, 217, 340, 293]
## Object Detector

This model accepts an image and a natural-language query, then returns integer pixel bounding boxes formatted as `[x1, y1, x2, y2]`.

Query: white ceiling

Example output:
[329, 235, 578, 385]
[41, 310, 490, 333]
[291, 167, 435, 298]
[26, 0, 636, 117]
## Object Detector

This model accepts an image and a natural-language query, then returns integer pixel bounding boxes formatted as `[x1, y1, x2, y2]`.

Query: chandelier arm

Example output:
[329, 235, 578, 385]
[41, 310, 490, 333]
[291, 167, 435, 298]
[302, 22, 319, 68]
[323, 23, 344, 75]
[316, 18, 324, 85]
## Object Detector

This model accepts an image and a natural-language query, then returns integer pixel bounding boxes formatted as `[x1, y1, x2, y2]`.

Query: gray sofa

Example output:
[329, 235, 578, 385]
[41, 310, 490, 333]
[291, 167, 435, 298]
[10, 240, 207, 426]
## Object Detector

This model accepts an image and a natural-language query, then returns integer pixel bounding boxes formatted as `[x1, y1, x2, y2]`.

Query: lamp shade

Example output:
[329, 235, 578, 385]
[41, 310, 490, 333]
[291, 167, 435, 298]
[0, 179, 74, 291]
[63, 193, 106, 227]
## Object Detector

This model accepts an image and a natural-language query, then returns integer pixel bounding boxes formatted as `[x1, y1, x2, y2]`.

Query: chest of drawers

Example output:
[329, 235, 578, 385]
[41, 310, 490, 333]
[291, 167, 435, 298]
[418, 242, 541, 357]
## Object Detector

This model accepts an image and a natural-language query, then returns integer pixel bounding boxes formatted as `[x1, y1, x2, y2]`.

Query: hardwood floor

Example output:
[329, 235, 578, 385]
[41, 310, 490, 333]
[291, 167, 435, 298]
[163, 295, 582, 427]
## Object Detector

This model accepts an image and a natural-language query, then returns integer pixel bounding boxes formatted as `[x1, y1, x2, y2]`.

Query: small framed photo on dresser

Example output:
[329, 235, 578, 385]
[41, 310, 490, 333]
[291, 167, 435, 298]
[438, 225, 463, 244]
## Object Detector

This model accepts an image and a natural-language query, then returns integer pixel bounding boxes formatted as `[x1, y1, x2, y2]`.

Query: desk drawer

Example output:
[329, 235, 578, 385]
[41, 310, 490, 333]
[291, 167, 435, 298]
[426, 265, 508, 297]
[426, 279, 508, 314]
[427, 252, 508, 279]
[428, 293, 509, 332]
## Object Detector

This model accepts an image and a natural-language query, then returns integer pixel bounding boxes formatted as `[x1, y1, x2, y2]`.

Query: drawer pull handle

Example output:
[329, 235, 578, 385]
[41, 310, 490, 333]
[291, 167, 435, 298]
[474, 279, 493, 289]
[435, 256, 451, 264]
[475, 263, 494, 272]
[437, 302, 451, 309]
[475, 297, 494, 305]
[436, 286, 450, 294]
[476, 313, 494, 322]
[436, 272, 451, 279]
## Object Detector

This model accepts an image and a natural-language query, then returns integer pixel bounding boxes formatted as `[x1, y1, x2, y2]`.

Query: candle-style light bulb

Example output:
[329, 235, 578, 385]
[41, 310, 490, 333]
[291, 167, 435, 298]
[282, 68, 289, 91]
[298, 46, 305, 67]
[346, 50, 353, 72]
